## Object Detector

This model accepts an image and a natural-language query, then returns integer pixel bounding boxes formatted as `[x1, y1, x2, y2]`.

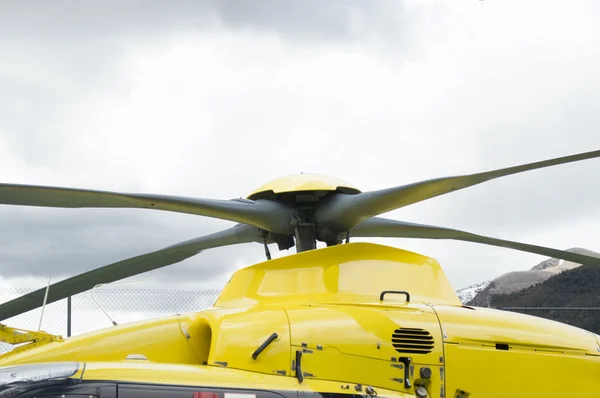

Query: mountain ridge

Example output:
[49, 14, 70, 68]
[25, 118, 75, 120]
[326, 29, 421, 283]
[489, 265, 600, 333]
[456, 247, 600, 305]
[455, 247, 600, 333]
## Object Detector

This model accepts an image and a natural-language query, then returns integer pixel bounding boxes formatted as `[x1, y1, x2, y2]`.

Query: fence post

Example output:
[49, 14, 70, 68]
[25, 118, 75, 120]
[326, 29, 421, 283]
[67, 296, 72, 337]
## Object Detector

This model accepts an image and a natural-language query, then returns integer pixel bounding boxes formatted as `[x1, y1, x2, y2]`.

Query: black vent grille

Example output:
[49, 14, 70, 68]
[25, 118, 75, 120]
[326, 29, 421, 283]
[391, 327, 434, 354]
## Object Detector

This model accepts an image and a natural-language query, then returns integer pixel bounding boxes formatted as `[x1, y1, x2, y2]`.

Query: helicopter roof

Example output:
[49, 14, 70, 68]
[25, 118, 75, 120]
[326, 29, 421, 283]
[246, 173, 361, 200]
[213, 242, 462, 308]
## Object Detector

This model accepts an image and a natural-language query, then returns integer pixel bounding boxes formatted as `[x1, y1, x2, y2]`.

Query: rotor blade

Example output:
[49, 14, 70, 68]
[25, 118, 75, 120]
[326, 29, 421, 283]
[351, 217, 600, 267]
[0, 183, 294, 233]
[316, 149, 600, 231]
[0, 223, 261, 321]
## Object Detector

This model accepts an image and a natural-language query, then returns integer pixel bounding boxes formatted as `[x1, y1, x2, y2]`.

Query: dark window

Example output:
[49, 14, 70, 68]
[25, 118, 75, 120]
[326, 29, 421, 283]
[1, 381, 117, 398]
[118, 383, 297, 398]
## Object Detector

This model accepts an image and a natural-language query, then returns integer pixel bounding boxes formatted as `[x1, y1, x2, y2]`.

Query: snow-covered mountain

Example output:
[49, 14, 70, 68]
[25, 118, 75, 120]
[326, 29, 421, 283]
[455, 247, 600, 305]
[456, 280, 491, 304]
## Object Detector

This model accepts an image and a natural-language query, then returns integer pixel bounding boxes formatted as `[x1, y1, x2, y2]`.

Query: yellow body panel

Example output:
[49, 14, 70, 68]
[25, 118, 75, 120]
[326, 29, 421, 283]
[434, 305, 600, 354]
[443, 344, 600, 397]
[2, 242, 600, 398]
[285, 304, 441, 363]
[0, 314, 201, 365]
[430, 305, 600, 397]
[214, 242, 462, 308]
[201, 307, 292, 375]
[246, 173, 360, 199]
[285, 303, 444, 394]
[0, 323, 62, 355]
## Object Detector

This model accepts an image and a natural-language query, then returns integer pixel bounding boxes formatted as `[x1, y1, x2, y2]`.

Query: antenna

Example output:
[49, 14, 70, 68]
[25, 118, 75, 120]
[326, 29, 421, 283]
[37, 276, 51, 331]
[91, 278, 156, 327]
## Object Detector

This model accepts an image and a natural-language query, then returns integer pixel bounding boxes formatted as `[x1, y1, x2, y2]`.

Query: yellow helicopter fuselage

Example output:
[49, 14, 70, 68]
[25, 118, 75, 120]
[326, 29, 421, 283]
[2, 243, 599, 398]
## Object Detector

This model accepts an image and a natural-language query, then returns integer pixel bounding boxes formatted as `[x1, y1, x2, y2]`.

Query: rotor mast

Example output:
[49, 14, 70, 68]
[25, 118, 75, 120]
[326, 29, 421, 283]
[292, 207, 318, 252]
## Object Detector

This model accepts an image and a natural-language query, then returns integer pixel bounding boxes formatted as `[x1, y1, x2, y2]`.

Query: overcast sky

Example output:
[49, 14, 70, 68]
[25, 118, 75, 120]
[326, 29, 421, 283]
[1, 0, 600, 308]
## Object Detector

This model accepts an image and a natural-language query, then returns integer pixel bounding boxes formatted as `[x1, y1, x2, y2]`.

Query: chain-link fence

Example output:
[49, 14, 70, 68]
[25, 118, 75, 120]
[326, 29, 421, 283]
[4, 288, 598, 356]
[0, 287, 221, 355]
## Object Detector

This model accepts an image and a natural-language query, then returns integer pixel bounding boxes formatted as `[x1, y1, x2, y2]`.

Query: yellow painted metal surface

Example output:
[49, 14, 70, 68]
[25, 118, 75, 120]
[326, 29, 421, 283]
[200, 308, 292, 375]
[285, 304, 444, 395]
[0, 323, 63, 356]
[246, 173, 360, 199]
[2, 242, 600, 397]
[214, 242, 463, 308]
[0, 314, 200, 366]
[433, 305, 600, 355]
[431, 305, 600, 397]
[443, 343, 600, 397]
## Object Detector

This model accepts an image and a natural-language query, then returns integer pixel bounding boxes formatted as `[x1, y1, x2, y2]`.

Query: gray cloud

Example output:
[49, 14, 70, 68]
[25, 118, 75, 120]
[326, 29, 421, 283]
[0, 208, 267, 282]
[1, 0, 431, 47]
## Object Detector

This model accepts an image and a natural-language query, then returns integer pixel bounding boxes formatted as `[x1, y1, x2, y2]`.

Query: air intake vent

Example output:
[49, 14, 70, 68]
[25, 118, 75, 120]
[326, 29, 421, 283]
[391, 327, 434, 354]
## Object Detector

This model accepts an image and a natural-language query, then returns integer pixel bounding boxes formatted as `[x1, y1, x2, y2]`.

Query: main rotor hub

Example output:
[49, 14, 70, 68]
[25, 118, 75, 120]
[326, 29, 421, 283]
[247, 173, 361, 201]
[247, 173, 361, 252]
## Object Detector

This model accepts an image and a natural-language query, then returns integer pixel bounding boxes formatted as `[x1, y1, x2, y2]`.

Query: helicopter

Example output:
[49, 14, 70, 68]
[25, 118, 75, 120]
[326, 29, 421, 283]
[1, 149, 600, 398]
